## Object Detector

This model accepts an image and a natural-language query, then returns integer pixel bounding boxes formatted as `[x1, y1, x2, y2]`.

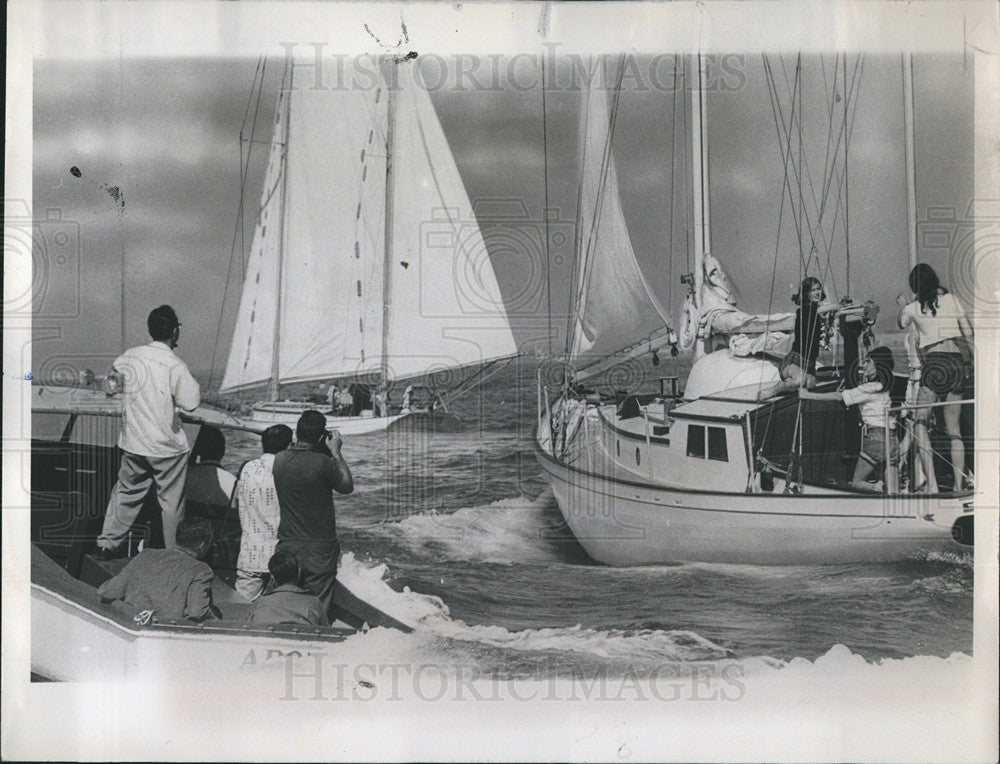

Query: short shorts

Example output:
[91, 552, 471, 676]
[859, 426, 900, 467]
[921, 351, 970, 397]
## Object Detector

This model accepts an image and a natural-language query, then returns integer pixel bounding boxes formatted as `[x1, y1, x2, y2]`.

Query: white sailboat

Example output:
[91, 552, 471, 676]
[219, 53, 517, 432]
[535, 54, 974, 566]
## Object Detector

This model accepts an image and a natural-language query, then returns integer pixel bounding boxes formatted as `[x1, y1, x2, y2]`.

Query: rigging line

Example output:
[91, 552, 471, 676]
[209, 57, 267, 391]
[541, 54, 553, 356]
[763, 55, 807, 268]
[682, 58, 692, 279]
[243, 57, 268, 279]
[763, 55, 805, 255]
[570, 54, 625, 359]
[576, 55, 626, 326]
[565, 57, 594, 358]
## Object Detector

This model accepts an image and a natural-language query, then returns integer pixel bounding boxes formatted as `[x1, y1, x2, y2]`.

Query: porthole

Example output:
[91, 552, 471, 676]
[616, 440, 621, 457]
[635, 447, 641, 466]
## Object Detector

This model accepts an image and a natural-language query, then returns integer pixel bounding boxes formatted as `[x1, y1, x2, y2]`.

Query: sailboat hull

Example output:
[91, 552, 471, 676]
[248, 402, 408, 433]
[535, 436, 970, 567]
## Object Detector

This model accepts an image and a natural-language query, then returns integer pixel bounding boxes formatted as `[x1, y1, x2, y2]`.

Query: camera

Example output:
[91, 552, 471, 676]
[3, 199, 82, 319]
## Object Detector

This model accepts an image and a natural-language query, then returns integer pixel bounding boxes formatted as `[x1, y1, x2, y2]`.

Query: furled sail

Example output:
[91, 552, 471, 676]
[221, 56, 515, 394]
[569, 59, 672, 370]
[384, 63, 517, 382]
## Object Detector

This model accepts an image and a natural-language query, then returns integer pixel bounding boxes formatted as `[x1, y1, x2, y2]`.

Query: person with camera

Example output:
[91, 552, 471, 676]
[272, 410, 354, 621]
[97, 305, 201, 557]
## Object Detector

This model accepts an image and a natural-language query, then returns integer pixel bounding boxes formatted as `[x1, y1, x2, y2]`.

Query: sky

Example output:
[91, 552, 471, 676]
[30, 50, 974, 385]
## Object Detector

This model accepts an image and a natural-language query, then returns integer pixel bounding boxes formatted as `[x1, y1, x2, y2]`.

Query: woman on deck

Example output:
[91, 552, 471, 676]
[897, 263, 974, 493]
[779, 277, 839, 391]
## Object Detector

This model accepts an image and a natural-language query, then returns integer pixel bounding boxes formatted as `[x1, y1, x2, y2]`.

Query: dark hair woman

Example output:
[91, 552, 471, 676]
[897, 264, 974, 493]
[779, 276, 838, 391]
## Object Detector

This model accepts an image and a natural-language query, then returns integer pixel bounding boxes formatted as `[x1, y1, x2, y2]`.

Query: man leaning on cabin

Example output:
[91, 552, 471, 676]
[272, 410, 354, 621]
[98, 517, 219, 622]
[97, 304, 201, 557]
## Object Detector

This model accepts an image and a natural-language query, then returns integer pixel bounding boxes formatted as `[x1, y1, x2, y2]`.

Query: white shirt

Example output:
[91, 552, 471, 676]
[234, 453, 281, 573]
[113, 341, 200, 457]
[900, 293, 968, 348]
[842, 382, 892, 428]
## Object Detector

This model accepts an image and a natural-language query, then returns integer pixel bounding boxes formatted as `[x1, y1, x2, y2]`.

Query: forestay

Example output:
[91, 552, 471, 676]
[569, 58, 672, 370]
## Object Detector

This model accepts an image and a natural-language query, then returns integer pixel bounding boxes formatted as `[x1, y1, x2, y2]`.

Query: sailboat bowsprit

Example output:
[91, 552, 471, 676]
[535, 54, 974, 566]
[219, 53, 518, 431]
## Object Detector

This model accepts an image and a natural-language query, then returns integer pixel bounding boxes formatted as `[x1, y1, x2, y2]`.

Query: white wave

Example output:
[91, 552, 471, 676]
[423, 619, 734, 662]
[337, 551, 450, 629]
[374, 489, 562, 565]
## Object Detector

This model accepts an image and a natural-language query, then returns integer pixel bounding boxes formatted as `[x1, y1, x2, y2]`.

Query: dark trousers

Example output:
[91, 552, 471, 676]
[275, 539, 339, 622]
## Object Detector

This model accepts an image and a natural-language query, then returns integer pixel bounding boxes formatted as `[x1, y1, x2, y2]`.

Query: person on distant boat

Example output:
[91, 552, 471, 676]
[97, 517, 219, 622]
[778, 277, 839, 391]
[897, 263, 974, 493]
[799, 346, 900, 493]
[97, 305, 201, 557]
[272, 410, 354, 621]
[232, 424, 293, 601]
[245, 548, 330, 628]
[335, 385, 354, 416]
[326, 383, 338, 412]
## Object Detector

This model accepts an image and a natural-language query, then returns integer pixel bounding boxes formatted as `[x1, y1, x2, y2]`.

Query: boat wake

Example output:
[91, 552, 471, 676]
[370, 489, 590, 565]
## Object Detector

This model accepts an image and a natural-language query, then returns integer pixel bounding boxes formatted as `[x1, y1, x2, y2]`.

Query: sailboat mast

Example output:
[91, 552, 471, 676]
[691, 52, 710, 298]
[269, 62, 294, 402]
[381, 56, 398, 389]
[690, 52, 710, 356]
[902, 52, 918, 269]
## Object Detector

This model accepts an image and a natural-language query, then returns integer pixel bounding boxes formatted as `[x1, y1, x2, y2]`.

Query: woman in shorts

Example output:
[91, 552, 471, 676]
[779, 276, 839, 391]
[800, 347, 900, 493]
[897, 263, 974, 493]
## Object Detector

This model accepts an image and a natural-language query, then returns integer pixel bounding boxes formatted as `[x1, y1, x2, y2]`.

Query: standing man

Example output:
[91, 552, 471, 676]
[97, 305, 200, 556]
[272, 410, 354, 620]
[232, 424, 293, 601]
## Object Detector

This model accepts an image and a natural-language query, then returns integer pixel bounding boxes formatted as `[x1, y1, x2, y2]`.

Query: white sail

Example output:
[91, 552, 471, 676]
[384, 64, 517, 382]
[219, 83, 289, 393]
[277, 64, 387, 385]
[570, 58, 672, 367]
[221, 57, 514, 394]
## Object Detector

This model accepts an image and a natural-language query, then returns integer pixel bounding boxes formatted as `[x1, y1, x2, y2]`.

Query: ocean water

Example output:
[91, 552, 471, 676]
[218, 355, 974, 677]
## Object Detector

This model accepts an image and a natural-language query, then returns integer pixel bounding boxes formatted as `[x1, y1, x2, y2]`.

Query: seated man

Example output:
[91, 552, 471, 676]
[245, 548, 330, 628]
[97, 517, 219, 622]
[186, 426, 238, 515]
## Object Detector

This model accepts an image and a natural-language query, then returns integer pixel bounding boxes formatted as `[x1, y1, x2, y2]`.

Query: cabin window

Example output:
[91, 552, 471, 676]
[635, 447, 641, 466]
[616, 440, 621, 457]
[686, 425, 705, 458]
[708, 427, 729, 461]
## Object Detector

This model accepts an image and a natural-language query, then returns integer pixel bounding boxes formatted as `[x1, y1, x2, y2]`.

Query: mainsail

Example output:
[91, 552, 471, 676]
[569, 59, 672, 373]
[220, 57, 516, 395]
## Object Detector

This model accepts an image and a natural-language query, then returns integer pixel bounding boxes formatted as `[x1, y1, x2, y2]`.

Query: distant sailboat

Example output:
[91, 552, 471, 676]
[220, 54, 517, 432]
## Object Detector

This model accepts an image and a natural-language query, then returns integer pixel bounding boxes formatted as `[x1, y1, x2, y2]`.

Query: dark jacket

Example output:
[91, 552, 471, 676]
[98, 548, 215, 621]
[245, 583, 330, 628]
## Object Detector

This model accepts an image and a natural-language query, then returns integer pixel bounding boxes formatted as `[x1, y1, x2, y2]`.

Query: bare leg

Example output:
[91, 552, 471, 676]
[780, 364, 806, 391]
[942, 391, 967, 489]
[850, 458, 882, 491]
[913, 386, 938, 493]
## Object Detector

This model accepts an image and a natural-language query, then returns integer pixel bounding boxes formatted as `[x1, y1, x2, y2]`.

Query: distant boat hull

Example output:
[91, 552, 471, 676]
[534, 420, 972, 566]
[248, 401, 409, 433]
[247, 402, 461, 433]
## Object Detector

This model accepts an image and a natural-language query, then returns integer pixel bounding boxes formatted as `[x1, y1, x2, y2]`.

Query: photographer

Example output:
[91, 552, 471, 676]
[271, 410, 354, 621]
